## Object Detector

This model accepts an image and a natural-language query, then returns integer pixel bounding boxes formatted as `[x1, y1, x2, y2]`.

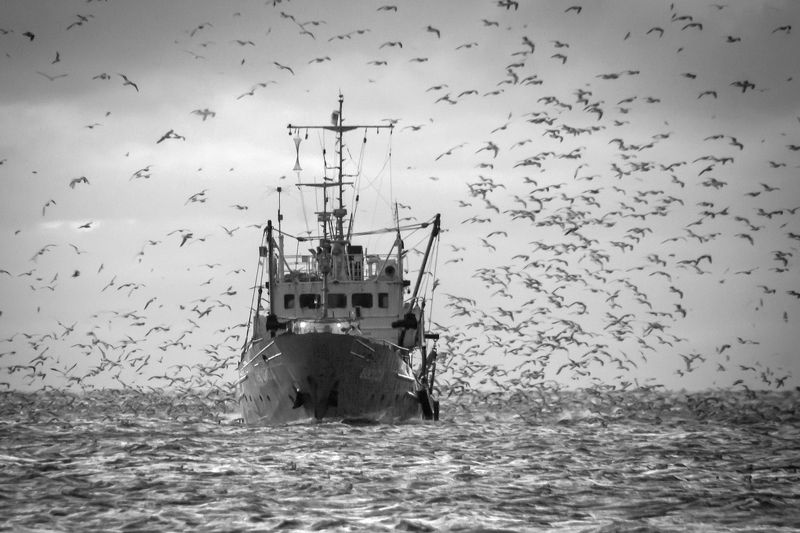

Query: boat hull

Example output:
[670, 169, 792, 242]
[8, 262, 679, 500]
[237, 332, 424, 425]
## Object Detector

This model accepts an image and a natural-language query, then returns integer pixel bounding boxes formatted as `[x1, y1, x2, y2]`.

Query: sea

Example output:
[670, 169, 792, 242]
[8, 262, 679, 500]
[1, 387, 798, 533]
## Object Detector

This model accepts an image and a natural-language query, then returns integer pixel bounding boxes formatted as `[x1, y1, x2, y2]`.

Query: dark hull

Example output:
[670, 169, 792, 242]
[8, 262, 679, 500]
[237, 333, 424, 425]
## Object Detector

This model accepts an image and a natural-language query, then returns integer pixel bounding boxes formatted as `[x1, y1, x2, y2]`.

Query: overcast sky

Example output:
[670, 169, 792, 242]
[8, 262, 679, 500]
[1, 0, 799, 394]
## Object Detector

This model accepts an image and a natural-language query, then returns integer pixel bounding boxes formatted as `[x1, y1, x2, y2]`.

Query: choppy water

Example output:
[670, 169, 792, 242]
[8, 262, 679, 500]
[1, 388, 799, 532]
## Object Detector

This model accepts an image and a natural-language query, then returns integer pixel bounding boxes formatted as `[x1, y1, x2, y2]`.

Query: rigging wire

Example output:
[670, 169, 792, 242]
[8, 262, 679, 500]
[347, 129, 369, 239]
[388, 127, 394, 226]
[293, 128, 312, 236]
[355, 131, 394, 250]
[426, 232, 441, 333]
[242, 228, 269, 353]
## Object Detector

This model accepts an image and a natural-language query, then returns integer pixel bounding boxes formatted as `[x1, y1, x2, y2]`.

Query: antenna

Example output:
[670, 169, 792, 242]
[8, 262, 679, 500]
[277, 186, 283, 232]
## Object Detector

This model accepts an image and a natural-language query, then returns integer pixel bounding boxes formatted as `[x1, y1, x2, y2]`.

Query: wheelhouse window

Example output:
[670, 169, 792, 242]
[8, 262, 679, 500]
[352, 293, 373, 308]
[328, 293, 347, 308]
[299, 293, 321, 309]
[378, 292, 389, 308]
[283, 294, 295, 309]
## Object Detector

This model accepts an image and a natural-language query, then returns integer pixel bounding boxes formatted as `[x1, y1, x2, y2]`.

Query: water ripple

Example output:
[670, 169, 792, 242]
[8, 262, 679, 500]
[1, 389, 798, 532]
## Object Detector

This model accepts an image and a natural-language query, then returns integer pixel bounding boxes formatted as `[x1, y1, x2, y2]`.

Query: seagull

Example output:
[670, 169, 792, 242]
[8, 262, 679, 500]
[425, 25, 441, 38]
[36, 71, 68, 81]
[435, 142, 466, 161]
[188, 22, 213, 37]
[273, 61, 294, 74]
[42, 199, 56, 216]
[31, 244, 56, 262]
[476, 141, 500, 158]
[69, 176, 89, 188]
[191, 108, 216, 121]
[130, 165, 153, 180]
[118, 73, 139, 92]
[156, 129, 185, 143]
[66, 14, 93, 30]
[185, 189, 208, 205]
[730, 80, 755, 93]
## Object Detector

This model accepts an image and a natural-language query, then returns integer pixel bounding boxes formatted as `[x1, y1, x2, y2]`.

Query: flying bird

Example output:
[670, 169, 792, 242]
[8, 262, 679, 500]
[156, 129, 185, 143]
[36, 71, 68, 81]
[118, 73, 139, 92]
[191, 108, 216, 121]
[130, 165, 152, 180]
[69, 176, 89, 188]
[185, 189, 208, 205]
[273, 61, 295, 74]
[42, 199, 56, 216]
[188, 22, 213, 37]
[435, 142, 466, 161]
[476, 141, 500, 158]
[66, 14, 93, 30]
[730, 80, 755, 92]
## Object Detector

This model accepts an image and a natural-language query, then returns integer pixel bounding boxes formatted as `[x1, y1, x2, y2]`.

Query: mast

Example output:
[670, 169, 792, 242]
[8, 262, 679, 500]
[288, 93, 393, 241]
[288, 94, 393, 318]
[335, 94, 345, 239]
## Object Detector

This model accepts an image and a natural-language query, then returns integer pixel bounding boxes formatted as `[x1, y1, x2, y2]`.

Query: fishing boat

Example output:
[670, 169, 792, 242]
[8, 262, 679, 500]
[236, 94, 442, 425]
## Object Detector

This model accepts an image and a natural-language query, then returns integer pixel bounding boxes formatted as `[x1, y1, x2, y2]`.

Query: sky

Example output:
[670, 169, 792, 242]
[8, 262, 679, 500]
[1, 0, 799, 395]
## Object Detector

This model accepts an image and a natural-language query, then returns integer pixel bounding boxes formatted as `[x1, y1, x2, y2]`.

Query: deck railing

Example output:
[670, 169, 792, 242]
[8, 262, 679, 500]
[280, 253, 385, 282]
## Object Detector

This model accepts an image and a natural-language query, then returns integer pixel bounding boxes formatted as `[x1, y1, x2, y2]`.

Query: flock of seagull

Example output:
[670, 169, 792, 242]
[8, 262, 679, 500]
[1, 1, 798, 399]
